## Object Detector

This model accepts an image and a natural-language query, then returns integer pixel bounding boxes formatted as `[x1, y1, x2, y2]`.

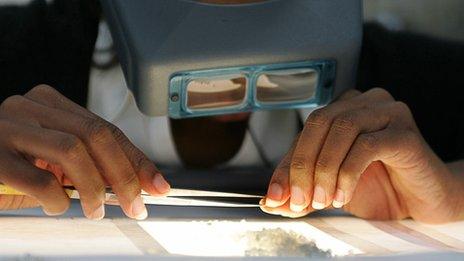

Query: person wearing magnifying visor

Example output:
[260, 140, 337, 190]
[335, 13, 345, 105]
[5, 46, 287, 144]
[0, 0, 463, 224]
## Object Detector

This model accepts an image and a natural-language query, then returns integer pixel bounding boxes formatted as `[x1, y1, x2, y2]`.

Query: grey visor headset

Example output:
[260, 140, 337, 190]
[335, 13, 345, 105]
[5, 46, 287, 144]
[101, 0, 362, 118]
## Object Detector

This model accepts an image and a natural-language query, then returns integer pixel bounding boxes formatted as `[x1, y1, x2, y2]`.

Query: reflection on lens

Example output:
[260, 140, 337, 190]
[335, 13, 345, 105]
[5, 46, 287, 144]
[186, 75, 247, 110]
[256, 69, 318, 104]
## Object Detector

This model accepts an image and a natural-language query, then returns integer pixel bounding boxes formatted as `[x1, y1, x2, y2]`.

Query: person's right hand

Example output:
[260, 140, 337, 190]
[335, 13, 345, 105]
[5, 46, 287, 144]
[0, 85, 170, 220]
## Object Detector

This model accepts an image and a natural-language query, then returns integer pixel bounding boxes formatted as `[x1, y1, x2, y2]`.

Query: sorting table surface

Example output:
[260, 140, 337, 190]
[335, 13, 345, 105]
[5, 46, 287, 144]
[1, 168, 463, 260]
[1, 201, 464, 260]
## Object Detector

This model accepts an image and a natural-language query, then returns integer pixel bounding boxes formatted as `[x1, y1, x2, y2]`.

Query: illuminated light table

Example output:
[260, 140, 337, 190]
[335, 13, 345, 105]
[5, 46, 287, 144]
[1, 201, 464, 260]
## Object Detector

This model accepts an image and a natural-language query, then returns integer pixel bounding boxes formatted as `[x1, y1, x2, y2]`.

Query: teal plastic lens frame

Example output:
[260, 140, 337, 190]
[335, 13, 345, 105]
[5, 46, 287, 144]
[168, 60, 336, 118]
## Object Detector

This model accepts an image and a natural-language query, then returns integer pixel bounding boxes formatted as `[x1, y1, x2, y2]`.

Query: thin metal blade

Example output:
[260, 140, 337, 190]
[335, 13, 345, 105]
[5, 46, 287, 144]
[67, 190, 261, 208]
[141, 194, 261, 208]
[144, 188, 263, 198]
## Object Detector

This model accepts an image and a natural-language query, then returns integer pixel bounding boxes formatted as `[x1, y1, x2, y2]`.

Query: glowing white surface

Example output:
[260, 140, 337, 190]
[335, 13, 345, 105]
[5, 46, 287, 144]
[138, 220, 362, 257]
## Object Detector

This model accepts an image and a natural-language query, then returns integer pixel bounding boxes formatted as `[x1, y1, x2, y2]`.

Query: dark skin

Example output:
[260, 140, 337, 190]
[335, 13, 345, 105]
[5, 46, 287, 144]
[0, 85, 170, 220]
[170, 116, 249, 168]
[261, 88, 464, 223]
[3, 86, 463, 224]
[0, 83, 249, 218]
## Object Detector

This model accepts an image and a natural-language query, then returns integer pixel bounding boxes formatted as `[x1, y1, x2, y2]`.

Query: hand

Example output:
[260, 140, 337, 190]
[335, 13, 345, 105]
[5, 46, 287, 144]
[0, 85, 170, 220]
[261, 88, 464, 223]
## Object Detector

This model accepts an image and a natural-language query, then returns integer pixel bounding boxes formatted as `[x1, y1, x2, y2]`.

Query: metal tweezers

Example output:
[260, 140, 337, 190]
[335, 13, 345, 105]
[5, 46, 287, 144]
[70, 188, 264, 208]
[0, 183, 263, 208]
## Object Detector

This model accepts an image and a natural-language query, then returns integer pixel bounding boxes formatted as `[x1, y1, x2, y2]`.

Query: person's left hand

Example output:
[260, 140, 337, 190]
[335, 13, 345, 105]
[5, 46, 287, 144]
[260, 88, 464, 223]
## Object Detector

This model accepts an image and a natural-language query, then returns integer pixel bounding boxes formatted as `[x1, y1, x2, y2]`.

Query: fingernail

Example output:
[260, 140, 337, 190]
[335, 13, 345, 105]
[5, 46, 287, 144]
[259, 204, 272, 215]
[89, 204, 105, 220]
[131, 196, 148, 220]
[265, 183, 283, 208]
[290, 186, 306, 212]
[312, 185, 326, 210]
[43, 208, 63, 216]
[152, 173, 170, 194]
[332, 189, 345, 209]
[42, 206, 68, 216]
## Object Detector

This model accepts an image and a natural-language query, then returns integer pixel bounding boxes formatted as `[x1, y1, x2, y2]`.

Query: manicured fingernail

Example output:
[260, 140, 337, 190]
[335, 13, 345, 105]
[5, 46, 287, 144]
[89, 204, 105, 220]
[131, 196, 148, 220]
[290, 186, 306, 212]
[152, 173, 170, 194]
[265, 183, 283, 207]
[332, 189, 345, 209]
[259, 204, 273, 215]
[43, 208, 63, 216]
[42, 205, 68, 216]
[312, 185, 326, 210]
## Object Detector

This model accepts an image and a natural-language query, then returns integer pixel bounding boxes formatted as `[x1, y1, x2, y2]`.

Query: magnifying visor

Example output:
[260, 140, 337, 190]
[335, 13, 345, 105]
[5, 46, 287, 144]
[168, 60, 336, 118]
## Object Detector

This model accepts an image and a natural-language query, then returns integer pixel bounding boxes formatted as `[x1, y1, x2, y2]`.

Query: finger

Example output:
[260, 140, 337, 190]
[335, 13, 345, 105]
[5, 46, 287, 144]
[34, 159, 71, 185]
[23, 85, 94, 118]
[353, 88, 395, 103]
[336, 89, 362, 101]
[289, 88, 395, 212]
[289, 106, 358, 212]
[5, 123, 106, 220]
[4, 94, 148, 219]
[105, 126, 170, 197]
[335, 87, 391, 105]
[0, 153, 69, 215]
[333, 101, 416, 208]
[263, 146, 293, 208]
[336, 128, 421, 207]
[62, 119, 147, 220]
[24, 85, 169, 196]
[260, 200, 313, 218]
[264, 133, 303, 209]
[313, 104, 393, 210]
